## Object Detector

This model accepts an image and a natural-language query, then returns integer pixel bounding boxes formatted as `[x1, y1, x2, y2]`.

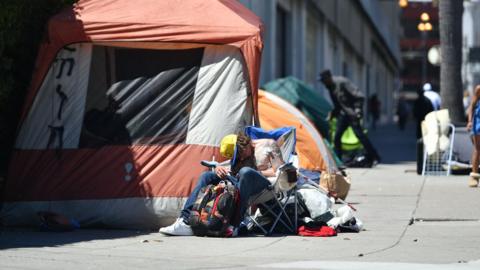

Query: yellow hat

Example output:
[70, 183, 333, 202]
[220, 134, 237, 159]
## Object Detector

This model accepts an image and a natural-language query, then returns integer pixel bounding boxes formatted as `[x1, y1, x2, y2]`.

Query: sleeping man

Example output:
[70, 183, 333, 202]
[159, 131, 285, 236]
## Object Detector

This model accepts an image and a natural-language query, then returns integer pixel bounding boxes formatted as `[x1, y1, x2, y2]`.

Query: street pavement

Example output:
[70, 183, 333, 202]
[1, 122, 480, 270]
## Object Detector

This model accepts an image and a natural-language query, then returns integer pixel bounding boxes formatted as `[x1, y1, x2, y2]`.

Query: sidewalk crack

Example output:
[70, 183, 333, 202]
[358, 174, 427, 257]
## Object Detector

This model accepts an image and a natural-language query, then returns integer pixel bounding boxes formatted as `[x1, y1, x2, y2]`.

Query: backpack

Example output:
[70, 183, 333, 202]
[188, 181, 240, 237]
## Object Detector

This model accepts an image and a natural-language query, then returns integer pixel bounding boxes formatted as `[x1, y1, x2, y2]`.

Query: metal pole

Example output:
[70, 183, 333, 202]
[421, 30, 428, 84]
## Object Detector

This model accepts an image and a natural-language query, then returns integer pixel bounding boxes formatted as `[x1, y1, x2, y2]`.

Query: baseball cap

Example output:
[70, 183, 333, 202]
[423, 83, 432, 91]
[318, 69, 332, 81]
[220, 134, 237, 159]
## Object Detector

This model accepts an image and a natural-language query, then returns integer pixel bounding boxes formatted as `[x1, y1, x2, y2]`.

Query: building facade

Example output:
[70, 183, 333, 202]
[463, 0, 480, 95]
[399, 1, 439, 95]
[239, 0, 402, 123]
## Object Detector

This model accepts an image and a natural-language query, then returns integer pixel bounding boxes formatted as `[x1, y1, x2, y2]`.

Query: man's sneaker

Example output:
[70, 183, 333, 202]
[225, 225, 238, 237]
[159, 218, 193, 236]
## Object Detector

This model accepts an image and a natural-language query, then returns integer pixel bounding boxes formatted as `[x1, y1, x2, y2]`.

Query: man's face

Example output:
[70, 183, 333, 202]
[238, 142, 254, 161]
[321, 76, 334, 88]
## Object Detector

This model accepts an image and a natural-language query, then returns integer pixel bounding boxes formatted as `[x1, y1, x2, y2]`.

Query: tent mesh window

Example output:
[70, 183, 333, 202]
[80, 46, 204, 147]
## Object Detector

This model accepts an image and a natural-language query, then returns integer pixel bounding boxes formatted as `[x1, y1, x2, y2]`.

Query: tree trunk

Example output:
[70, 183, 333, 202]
[439, 0, 465, 123]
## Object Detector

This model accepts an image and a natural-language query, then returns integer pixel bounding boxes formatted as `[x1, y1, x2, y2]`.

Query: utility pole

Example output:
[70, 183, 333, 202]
[418, 12, 433, 84]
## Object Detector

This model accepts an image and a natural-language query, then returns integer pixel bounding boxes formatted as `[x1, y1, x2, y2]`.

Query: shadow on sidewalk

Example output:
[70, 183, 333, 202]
[0, 227, 152, 250]
[368, 122, 417, 165]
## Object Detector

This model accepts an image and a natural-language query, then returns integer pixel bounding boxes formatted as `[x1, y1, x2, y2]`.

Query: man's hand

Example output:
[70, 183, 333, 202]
[260, 167, 276, 178]
[326, 111, 332, 121]
[215, 166, 230, 179]
[354, 108, 363, 119]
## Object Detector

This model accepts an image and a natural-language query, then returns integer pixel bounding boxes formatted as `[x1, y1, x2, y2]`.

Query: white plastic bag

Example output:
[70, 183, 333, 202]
[297, 184, 333, 219]
[327, 205, 363, 232]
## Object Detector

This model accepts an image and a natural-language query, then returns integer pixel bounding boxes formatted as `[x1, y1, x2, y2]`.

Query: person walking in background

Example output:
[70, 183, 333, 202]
[422, 83, 441, 110]
[396, 93, 410, 131]
[413, 88, 434, 139]
[367, 94, 380, 130]
[319, 69, 381, 166]
[467, 85, 480, 188]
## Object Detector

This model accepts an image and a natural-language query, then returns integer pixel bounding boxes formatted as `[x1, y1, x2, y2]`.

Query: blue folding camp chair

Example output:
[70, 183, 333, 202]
[242, 126, 299, 235]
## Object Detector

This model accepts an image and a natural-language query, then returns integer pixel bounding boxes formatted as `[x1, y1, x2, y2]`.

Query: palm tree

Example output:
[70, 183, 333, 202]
[439, 0, 465, 123]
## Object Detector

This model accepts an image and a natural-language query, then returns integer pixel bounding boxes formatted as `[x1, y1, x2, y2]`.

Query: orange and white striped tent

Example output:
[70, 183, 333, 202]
[258, 90, 338, 172]
[2, 0, 263, 229]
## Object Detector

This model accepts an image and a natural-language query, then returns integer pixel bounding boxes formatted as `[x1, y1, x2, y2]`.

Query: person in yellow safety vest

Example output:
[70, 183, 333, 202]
[319, 69, 381, 166]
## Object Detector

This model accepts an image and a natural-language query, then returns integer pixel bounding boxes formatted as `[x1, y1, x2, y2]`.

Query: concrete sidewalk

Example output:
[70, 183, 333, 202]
[1, 123, 480, 269]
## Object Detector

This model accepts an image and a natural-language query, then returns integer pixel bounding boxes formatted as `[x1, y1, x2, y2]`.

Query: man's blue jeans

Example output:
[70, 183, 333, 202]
[180, 167, 271, 225]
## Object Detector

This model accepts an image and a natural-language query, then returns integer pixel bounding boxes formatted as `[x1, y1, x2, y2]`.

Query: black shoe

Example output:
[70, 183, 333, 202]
[345, 154, 369, 168]
[371, 155, 382, 167]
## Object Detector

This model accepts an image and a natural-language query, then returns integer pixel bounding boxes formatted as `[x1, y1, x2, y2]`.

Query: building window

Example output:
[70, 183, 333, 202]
[343, 61, 350, 79]
[306, 12, 318, 86]
[276, 5, 288, 78]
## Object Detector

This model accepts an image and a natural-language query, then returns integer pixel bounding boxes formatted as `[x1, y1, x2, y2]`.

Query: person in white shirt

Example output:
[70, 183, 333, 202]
[422, 83, 441, 111]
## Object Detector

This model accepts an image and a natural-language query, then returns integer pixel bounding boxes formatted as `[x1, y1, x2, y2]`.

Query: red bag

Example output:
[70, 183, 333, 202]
[298, 225, 337, 237]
